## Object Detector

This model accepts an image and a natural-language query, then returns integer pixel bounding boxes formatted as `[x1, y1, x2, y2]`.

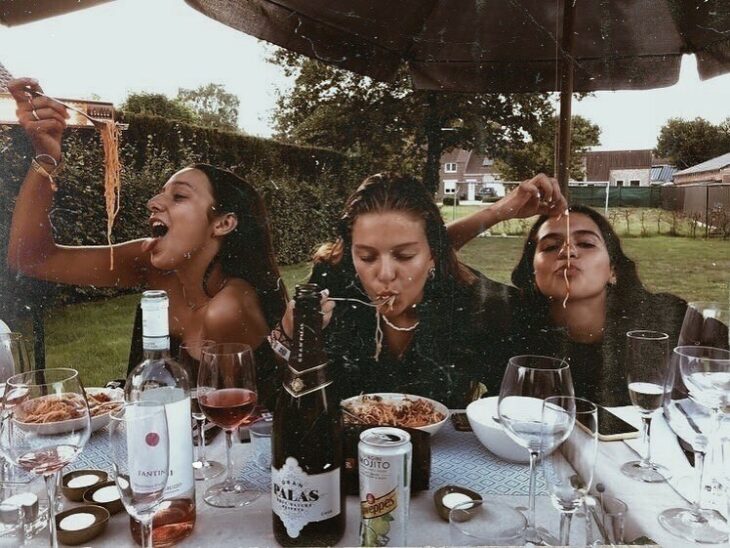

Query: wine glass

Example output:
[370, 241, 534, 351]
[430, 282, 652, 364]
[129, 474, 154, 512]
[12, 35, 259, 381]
[0, 368, 91, 548]
[108, 401, 169, 548]
[677, 301, 729, 349]
[542, 396, 598, 546]
[0, 332, 32, 383]
[498, 355, 574, 544]
[660, 347, 727, 543]
[198, 343, 259, 508]
[621, 330, 671, 482]
[0, 332, 32, 485]
[178, 339, 224, 481]
[669, 345, 730, 541]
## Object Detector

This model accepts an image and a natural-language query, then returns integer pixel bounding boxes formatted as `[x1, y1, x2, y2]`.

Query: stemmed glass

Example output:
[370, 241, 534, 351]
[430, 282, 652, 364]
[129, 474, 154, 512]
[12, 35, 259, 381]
[498, 355, 574, 544]
[663, 346, 730, 542]
[109, 401, 170, 548]
[0, 368, 91, 548]
[621, 330, 671, 482]
[198, 342, 259, 508]
[0, 332, 32, 485]
[178, 340, 224, 481]
[542, 396, 598, 546]
[661, 345, 728, 543]
[677, 301, 729, 348]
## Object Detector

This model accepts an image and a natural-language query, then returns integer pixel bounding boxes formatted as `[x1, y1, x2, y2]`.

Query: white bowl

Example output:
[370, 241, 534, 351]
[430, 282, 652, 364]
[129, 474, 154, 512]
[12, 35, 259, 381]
[341, 393, 450, 436]
[16, 387, 123, 435]
[466, 397, 530, 463]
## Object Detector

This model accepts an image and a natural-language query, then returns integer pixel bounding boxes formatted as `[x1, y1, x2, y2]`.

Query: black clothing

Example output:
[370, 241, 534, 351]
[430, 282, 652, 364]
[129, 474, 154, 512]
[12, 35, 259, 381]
[509, 289, 688, 407]
[309, 262, 516, 408]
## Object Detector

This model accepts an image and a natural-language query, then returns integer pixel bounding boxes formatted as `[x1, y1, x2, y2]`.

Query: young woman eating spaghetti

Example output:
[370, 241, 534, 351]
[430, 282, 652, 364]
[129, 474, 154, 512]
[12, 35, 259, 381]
[271, 172, 519, 408]
[509, 205, 687, 406]
[6, 78, 286, 405]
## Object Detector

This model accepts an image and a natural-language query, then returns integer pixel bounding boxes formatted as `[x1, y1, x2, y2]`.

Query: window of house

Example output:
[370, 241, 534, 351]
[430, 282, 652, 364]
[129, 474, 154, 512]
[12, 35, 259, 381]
[444, 163, 457, 173]
[630, 180, 640, 187]
[444, 180, 457, 194]
[616, 180, 624, 187]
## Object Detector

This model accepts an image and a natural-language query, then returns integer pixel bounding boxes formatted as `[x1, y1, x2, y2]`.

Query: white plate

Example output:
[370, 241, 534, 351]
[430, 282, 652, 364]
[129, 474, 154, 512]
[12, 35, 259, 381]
[341, 392, 450, 436]
[15, 387, 124, 435]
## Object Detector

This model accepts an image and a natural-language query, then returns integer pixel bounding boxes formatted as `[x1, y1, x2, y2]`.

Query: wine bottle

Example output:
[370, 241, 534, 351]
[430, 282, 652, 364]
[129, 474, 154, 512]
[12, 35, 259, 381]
[125, 290, 196, 547]
[272, 283, 346, 546]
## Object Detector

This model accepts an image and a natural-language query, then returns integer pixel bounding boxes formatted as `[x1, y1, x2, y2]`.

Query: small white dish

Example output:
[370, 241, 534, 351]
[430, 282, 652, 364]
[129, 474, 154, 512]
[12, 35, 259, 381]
[466, 397, 530, 463]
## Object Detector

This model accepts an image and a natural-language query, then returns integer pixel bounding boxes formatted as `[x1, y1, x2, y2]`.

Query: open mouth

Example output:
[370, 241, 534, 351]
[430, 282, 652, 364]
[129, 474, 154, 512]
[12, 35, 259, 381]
[150, 220, 169, 238]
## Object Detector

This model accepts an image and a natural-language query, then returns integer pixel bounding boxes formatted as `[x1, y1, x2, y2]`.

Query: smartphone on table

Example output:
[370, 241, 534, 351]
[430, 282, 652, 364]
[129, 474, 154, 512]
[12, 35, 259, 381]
[577, 405, 639, 441]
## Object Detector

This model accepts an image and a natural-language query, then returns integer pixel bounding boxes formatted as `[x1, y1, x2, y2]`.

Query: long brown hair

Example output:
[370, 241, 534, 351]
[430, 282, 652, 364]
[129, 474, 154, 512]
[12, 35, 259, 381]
[190, 163, 287, 328]
[314, 172, 476, 287]
[511, 204, 644, 313]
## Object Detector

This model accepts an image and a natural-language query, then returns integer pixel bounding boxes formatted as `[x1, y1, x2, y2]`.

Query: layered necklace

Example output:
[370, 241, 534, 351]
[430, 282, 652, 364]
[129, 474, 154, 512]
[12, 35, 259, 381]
[327, 296, 419, 360]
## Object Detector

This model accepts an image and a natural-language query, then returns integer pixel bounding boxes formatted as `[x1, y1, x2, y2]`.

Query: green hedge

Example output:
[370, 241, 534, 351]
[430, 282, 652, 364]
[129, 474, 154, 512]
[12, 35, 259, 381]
[0, 115, 358, 323]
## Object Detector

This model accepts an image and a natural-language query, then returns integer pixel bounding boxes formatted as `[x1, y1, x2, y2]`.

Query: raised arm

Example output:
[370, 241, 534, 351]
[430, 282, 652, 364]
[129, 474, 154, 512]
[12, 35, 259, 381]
[446, 173, 567, 250]
[6, 78, 149, 288]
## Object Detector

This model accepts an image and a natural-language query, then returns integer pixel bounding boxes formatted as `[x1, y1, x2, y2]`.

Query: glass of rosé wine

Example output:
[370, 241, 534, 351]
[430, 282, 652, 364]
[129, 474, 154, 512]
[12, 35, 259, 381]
[198, 343, 259, 508]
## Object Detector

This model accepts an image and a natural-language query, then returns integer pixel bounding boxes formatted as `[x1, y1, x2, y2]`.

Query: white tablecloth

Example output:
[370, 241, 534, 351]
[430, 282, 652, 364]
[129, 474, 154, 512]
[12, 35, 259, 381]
[16, 410, 730, 547]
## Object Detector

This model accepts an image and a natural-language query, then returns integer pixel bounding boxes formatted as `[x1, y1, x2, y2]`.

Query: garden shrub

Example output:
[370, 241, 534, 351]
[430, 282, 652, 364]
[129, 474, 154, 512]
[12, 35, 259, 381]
[0, 117, 357, 324]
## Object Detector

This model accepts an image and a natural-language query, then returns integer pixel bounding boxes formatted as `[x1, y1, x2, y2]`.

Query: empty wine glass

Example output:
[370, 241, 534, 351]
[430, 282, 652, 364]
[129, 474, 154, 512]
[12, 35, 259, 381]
[677, 301, 729, 349]
[0, 333, 32, 383]
[498, 355, 574, 544]
[109, 401, 170, 548]
[667, 345, 730, 542]
[0, 368, 91, 548]
[178, 340, 224, 481]
[621, 330, 671, 483]
[661, 347, 727, 543]
[542, 396, 597, 546]
[0, 332, 32, 486]
[198, 343, 259, 508]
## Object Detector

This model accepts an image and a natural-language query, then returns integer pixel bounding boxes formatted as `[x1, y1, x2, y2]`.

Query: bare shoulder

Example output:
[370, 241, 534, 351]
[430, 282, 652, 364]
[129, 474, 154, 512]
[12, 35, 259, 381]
[203, 279, 268, 345]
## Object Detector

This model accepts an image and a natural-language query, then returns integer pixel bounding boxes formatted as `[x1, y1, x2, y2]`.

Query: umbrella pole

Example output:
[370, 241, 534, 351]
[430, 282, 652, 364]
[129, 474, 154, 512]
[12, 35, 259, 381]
[555, 0, 577, 198]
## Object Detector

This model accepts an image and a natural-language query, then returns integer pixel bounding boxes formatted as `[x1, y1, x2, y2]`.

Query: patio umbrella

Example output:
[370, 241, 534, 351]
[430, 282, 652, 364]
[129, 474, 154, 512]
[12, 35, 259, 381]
[0, 0, 116, 26]
[184, 0, 730, 191]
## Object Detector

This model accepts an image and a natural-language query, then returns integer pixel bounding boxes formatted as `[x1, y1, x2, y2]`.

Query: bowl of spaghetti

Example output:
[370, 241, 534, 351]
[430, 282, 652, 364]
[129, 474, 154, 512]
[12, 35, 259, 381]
[341, 393, 449, 436]
[14, 387, 123, 435]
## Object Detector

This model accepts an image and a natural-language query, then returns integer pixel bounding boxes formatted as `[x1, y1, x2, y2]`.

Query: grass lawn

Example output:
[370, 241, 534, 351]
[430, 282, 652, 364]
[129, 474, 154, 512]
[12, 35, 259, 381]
[42, 235, 728, 386]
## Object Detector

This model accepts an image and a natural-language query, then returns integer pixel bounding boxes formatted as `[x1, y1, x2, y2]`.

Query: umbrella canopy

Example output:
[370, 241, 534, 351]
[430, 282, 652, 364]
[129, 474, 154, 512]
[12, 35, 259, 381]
[185, 0, 730, 93]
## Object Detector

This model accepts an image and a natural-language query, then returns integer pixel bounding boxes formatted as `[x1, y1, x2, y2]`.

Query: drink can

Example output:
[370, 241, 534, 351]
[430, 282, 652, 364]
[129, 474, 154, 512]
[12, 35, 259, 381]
[358, 427, 412, 547]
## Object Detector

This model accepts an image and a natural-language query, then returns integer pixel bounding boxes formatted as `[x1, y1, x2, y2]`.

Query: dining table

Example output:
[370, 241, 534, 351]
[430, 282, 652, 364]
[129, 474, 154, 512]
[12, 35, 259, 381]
[11, 407, 730, 547]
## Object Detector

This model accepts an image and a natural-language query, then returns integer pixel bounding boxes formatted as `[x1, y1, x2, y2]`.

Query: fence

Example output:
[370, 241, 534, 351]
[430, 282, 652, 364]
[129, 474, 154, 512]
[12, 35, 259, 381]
[569, 183, 730, 237]
[569, 185, 663, 208]
[661, 183, 730, 238]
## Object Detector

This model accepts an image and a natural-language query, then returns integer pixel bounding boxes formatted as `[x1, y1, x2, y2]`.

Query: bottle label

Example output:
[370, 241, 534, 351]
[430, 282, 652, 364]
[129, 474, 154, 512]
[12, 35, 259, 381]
[284, 363, 332, 399]
[140, 388, 194, 498]
[141, 300, 169, 350]
[127, 407, 168, 494]
[272, 456, 341, 539]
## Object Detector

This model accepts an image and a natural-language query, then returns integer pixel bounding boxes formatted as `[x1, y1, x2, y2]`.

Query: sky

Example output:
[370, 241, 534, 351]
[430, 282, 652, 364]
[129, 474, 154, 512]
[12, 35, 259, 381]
[1, 0, 729, 151]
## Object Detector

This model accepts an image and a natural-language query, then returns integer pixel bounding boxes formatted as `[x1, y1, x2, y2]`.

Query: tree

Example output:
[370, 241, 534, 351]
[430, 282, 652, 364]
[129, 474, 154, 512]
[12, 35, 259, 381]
[270, 50, 559, 193]
[177, 83, 240, 131]
[495, 115, 601, 181]
[120, 92, 196, 123]
[655, 117, 730, 169]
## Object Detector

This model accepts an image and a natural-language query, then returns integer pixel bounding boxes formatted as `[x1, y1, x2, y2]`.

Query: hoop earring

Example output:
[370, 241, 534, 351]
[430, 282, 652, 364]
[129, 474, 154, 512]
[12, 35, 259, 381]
[428, 267, 436, 280]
